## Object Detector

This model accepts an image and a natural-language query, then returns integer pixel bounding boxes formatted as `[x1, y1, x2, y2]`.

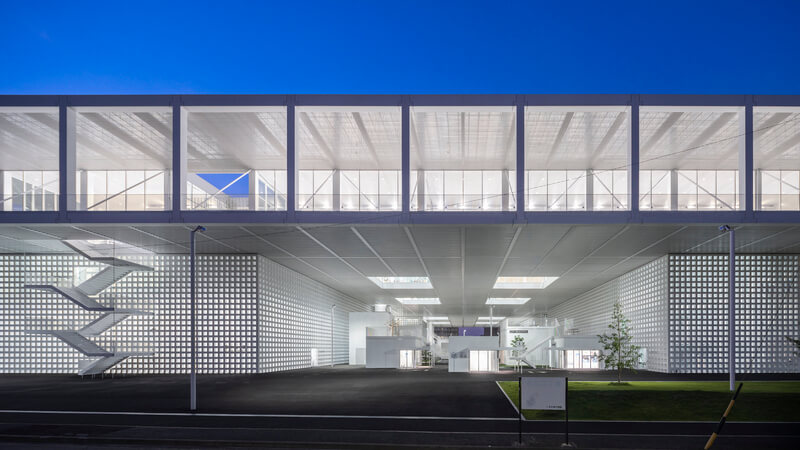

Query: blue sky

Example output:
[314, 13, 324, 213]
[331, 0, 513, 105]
[1, 1, 798, 95]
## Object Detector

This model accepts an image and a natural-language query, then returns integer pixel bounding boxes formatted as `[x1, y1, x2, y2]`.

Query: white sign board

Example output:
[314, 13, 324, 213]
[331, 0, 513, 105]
[520, 377, 566, 410]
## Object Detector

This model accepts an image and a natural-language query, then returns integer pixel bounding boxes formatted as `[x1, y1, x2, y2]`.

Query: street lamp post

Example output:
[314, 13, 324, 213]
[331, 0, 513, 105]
[720, 225, 735, 391]
[190, 225, 206, 411]
[330, 304, 337, 367]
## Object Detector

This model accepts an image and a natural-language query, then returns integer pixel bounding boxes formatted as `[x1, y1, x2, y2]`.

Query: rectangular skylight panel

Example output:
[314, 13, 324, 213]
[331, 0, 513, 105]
[477, 316, 506, 321]
[486, 297, 530, 305]
[493, 277, 558, 289]
[395, 297, 441, 305]
[368, 276, 433, 289]
[423, 316, 449, 322]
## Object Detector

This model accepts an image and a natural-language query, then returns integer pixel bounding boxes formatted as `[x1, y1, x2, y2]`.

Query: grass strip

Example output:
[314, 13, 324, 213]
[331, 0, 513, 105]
[497, 380, 800, 421]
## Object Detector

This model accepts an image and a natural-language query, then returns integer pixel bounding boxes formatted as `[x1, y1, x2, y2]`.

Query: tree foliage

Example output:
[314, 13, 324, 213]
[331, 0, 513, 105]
[510, 335, 526, 357]
[787, 336, 800, 356]
[597, 300, 642, 383]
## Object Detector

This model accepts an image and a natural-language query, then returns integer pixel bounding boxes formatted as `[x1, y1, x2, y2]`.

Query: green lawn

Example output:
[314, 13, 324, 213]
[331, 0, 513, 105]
[497, 380, 800, 422]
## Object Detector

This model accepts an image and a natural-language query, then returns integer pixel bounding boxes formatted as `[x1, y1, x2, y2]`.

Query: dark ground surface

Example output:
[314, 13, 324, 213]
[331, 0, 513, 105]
[0, 365, 798, 449]
[1, 365, 796, 416]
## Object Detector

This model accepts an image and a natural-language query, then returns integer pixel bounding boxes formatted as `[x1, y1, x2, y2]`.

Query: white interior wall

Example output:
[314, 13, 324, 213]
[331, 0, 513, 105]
[365, 336, 419, 369]
[348, 312, 392, 365]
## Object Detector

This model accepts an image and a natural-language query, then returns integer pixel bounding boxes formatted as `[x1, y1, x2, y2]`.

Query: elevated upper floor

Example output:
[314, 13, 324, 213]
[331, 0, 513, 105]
[2, 94, 800, 224]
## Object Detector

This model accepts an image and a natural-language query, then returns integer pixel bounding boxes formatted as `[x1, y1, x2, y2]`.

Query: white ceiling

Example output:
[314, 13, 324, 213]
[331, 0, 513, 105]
[2, 222, 799, 326]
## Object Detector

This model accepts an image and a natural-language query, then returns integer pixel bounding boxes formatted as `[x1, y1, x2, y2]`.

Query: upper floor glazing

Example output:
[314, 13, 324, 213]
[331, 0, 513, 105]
[1, 95, 799, 222]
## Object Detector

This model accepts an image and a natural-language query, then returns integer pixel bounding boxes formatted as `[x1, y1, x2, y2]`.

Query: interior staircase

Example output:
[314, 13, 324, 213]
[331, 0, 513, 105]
[25, 241, 154, 375]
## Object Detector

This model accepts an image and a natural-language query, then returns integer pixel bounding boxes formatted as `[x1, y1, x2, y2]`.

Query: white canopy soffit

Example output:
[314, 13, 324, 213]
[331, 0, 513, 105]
[3, 223, 800, 325]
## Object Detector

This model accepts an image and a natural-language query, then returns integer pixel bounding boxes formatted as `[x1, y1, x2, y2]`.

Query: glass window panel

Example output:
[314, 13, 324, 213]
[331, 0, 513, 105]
[528, 171, 547, 210]
[126, 170, 145, 211]
[26, 172, 43, 211]
[379, 170, 399, 210]
[444, 171, 463, 210]
[425, 171, 444, 210]
[313, 171, 333, 211]
[410, 170, 419, 211]
[781, 171, 799, 195]
[567, 170, 586, 211]
[87, 171, 107, 211]
[463, 171, 482, 209]
[483, 171, 502, 210]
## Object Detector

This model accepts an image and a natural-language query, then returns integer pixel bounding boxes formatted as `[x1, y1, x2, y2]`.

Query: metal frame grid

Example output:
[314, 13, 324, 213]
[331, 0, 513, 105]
[3, 94, 800, 225]
[668, 254, 800, 374]
[257, 255, 369, 372]
[549, 256, 670, 372]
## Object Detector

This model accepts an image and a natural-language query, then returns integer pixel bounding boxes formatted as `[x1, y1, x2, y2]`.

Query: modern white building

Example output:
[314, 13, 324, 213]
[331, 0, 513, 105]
[1, 94, 799, 376]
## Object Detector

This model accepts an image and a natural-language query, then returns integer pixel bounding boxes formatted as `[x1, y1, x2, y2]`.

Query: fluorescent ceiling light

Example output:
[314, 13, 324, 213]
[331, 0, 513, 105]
[477, 316, 506, 322]
[423, 316, 449, 322]
[486, 297, 530, 305]
[428, 321, 451, 325]
[493, 277, 558, 289]
[395, 297, 441, 305]
[368, 276, 433, 289]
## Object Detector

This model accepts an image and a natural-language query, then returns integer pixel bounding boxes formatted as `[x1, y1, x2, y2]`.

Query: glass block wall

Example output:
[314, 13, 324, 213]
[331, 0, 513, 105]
[0, 253, 368, 374]
[257, 255, 369, 372]
[551, 254, 800, 374]
[549, 256, 670, 372]
[669, 254, 800, 374]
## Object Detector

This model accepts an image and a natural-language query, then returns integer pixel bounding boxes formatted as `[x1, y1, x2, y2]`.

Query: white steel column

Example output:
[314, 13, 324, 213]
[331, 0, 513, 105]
[720, 225, 736, 391]
[62, 106, 77, 211]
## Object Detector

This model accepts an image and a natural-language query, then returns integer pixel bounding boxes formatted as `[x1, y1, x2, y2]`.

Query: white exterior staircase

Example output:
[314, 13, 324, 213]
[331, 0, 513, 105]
[25, 240, 154, 375]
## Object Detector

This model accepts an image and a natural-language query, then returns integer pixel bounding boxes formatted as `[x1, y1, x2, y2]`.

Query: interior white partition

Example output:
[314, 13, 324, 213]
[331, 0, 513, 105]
[348, 311, 392, 365]
[365, 336, 420, 369]
[448, 336, 502, 372]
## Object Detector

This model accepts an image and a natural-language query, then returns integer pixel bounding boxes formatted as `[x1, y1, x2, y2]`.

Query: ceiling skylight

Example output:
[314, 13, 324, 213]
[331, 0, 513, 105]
[423, 316, 449, 322]
[486, 297, 530, 305]
[493, 276, 558, 289]
[477, 316, 506, 322]
[395, 297, 441, 305]
[368, 276, 433, 289]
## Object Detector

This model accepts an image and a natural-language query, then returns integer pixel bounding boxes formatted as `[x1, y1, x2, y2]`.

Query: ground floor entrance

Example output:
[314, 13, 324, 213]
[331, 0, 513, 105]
[469, 350, 498, 372]
[564, 350, 600, 369]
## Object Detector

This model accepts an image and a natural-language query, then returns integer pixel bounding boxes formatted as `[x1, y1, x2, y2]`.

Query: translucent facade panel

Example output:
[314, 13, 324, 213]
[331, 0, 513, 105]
[0, 108, 60, 211]
[79, 170, 166, 211]
[339, 170, 399, 211]
[668, 254, 800, 374]
[411, 170, 515, 211]
[639, 106, 744, 211]
[297, 107, 401, 211]
[0, 253, 369, 374]
[754, 107, 800, 210]
[550, 257, 669, 372]
[185, 107, 287, 211]
[525, 107, 630, 211]
[73, 108, 173, 211]
[258, 256, 369, 372]
[526, 170, 627, 211]
[410, 107, 516, 211]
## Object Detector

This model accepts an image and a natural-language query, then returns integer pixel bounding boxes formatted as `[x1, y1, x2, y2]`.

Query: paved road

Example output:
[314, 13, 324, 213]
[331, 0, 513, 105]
[0, 411, 797, 449]
[0, 367, 798, 448]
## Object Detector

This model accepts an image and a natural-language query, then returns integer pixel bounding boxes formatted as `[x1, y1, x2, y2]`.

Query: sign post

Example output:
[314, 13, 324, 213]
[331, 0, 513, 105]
[519, 377, 569, 447]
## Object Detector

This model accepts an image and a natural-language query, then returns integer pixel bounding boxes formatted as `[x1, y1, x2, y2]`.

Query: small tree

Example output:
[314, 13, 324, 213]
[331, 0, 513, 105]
[510, 335, 526, 369]
[511, 335, 526, 356]
[597, 300, 641, 384]
[421, 350, 432, 366]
